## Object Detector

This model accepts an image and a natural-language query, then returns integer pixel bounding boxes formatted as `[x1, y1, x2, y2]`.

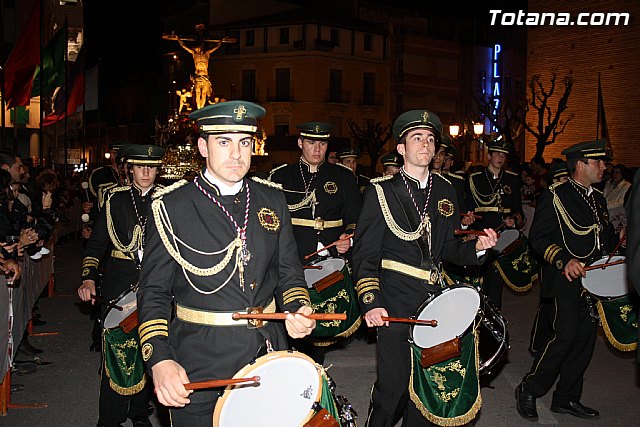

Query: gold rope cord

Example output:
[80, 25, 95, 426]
[286, 189, 317, 212]
[152, 199, 240, 278]
[105, 192, 143, 253]
[552, 191, 600, 259]
[374, 183, 425, 241]
[469, 176, 499, 207]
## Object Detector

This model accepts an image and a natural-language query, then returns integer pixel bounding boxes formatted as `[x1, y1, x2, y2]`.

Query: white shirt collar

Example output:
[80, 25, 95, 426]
[204, 169, 243, 196]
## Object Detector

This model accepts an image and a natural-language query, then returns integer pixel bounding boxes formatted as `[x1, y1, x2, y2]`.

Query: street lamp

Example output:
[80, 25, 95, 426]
[448, 120, 486, 164]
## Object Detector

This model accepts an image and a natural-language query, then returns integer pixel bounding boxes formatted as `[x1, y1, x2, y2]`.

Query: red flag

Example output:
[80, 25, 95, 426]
[3, 2, 40, 108]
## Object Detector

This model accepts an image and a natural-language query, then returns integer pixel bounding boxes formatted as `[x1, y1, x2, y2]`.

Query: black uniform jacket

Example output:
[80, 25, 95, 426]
[442, 171, 469, 213]
[269, 159, 362, 262]
[353, 171, 484, 319]
[529, 180, 615, 299]
[82, 184, 156, 301]
[468, 167, 523, 230]
[136, 173, 311, 384]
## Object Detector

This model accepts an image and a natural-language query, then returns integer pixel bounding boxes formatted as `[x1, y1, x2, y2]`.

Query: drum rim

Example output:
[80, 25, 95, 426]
[409, 284, 480, 345]
[492, 229, 521, 253]
[100, 284, 138, 329]
[212, 350, 322, 425]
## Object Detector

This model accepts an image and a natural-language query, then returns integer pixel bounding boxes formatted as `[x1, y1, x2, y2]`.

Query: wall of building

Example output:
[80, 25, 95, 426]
[525, 0, 640, 166]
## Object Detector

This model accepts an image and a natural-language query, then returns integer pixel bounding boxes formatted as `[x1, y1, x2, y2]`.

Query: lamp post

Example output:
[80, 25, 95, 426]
[448, 120, 485, 165]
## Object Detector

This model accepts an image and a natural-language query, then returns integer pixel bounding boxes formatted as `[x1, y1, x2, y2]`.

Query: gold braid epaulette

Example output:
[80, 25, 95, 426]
[446, 172, 464, 181]
[251, 176, 283, 190]
[505, 170, 518, 176]
[152, 179, 188, 200]
[370, 175, 393, 183]
[550, 183, 600, 258]
[373, 182, 425, 241]
[433, 173, 451, 186]
[267, 163, 288, 180]
[105, 187, 142, 253]
[287, 189, 316, 212]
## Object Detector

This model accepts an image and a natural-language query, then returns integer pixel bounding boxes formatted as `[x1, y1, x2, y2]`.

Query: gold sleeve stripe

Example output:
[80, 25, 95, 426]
[356, 282, 380, 293]
[140, 330, 168, 344]
[543, 244, 561, 262]
[139, 325, 169, 341]
[284, 295, 311, 305]
[283, 289, 309, 299]
[283, 290, 310, 304]
[283, 287, 309, 298]
[139, 319, 168, 333]
[345, 223, 357, 230]
[357, 284, 380, 296]
[548, 247, 562, 263]
[355, 277, 379, 290]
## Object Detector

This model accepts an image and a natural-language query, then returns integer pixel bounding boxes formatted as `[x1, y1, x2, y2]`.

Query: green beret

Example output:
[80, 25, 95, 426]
[109, 141, 128, 151]
[381, 151, 403, 167]
[337, 147, 361, 159]
[122, 144, 166, 166]
[392, 110, 442, 141]
[550, 161, 569, 180]
[296, 122, 332, 139]
[487, 138, 510, 154]
[189, 100, 266, 135]
[115, 143, 133, 162]
[561, 139, 612, 160]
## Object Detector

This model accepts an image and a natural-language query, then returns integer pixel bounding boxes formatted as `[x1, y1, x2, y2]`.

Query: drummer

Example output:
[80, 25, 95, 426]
[337, 146, 370, 194]
[352, 109, 498, 427]
[136, 101, 315, 425]
[466, 138, 523, 308]
[77, 143, 165, 427]
[516, 139, 616, 422]
[269, 121, 362, 363]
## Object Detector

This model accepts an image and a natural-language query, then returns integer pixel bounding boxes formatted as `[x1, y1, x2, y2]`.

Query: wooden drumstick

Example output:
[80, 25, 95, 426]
[303, 265, 323, 270]
[232, 312, 347, 321]
[605, 233, 626, 265]
[460, 213, 482, 219]
[184, 376, 260, 391]
[304, 234, 354, 260]
[583, 259, 626, 272]
[454, 229, 501, 238]
[379, 317, 438, 326]
[90, 294, 123, 311]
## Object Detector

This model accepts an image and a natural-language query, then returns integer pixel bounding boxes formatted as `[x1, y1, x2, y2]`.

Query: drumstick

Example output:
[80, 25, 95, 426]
[232, 312, 347, 321]
[605, 233, 626, 265]
[380, 316, 438, 326]
[304, 234, 354, 260]
[90, 294, 123, 311]
[460, 213, 482, 219]
[583, 259, 626, 272]
[454, 229, 501, 238]
[303, 265, 323, 270]
[184, 376, 260, 391]
[81, 181, 91, 202]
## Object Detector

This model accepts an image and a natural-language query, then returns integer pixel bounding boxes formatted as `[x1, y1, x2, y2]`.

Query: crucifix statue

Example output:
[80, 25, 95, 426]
[163, 24, 236, 110]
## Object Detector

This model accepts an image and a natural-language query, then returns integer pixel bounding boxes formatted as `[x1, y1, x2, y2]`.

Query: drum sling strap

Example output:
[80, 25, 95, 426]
[103, 327, 147, 395]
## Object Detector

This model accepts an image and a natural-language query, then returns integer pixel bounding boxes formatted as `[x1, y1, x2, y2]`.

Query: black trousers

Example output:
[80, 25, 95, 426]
[481, 260, 504, 309]
[523, 295, 596, 406]
[168, 391, 220, 427]
[366, 325, 435, 427]
[98, 369, 151, 427]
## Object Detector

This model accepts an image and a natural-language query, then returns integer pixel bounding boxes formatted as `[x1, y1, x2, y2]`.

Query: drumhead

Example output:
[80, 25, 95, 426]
[213, 351, 321, 426]
[411, 285, 480, 349]
[492, 229, 520, 253]
[582, 255, 630, 297]
[103, 289, 137, 329]
[304, 258, 345, 289]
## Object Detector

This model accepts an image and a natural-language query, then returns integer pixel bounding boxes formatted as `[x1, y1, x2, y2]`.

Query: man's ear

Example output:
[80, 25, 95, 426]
[297, 138, 304, 150]
[397, 144, 405, 156]
[198, 137, 209, 158]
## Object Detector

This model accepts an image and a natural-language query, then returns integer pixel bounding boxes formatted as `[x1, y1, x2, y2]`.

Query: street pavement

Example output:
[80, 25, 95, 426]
[2, 238, 639, 426]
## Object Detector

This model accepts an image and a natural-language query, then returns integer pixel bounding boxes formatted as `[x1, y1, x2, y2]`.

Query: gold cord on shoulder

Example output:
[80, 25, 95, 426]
[552, 191, 599, 258]
[373, 183, 426, 241]
[288, 189, 317, 212]
[105, 191, 143, 253]
[469, 176, 499, 206]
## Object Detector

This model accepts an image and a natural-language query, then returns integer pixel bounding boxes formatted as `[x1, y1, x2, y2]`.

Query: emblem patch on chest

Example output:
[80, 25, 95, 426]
[438, 199, 454, 217]
[502, 185, 511, 195]
[257, 207, 281, 232]
[324, 181, 338, 194]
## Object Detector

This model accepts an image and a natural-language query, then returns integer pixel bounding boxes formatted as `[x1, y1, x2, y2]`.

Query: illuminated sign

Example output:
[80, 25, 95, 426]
[491, 44, 502, 133]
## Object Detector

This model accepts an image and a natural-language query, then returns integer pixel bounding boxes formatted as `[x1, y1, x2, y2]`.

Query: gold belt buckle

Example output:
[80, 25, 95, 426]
[246, 306, 264, 329]
[314, 217, 325, 230]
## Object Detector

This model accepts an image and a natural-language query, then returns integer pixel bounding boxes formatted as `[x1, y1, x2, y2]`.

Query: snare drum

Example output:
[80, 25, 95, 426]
[213, 351, 349, 427]
[583, 256, 638, 351]
[100, 287, 138, 330]
[492, 229, 520, 255]
[305, 258, 361, 343]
